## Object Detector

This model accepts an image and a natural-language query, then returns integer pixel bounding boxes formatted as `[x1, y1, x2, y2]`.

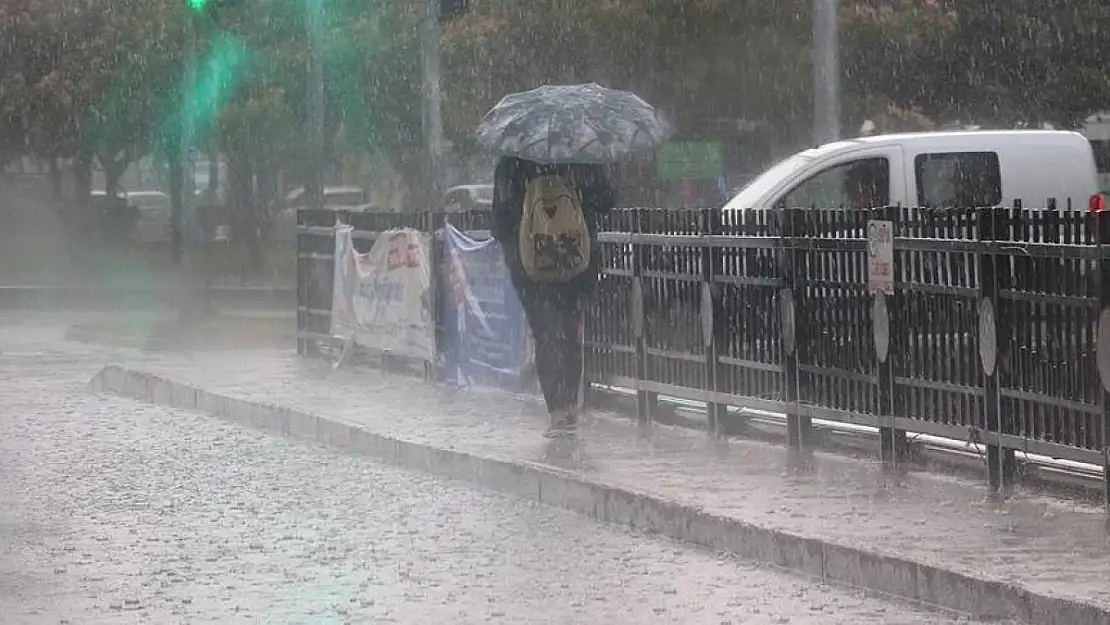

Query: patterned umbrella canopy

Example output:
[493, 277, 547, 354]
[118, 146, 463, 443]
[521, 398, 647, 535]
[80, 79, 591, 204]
[475, 83, 673, 164]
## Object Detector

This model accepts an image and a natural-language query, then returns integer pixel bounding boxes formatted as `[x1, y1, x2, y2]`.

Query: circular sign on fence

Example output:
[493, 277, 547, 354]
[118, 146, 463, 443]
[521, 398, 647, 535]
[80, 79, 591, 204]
[873, 293, 890, 364]
[701, 282, 714, 348]
[781, 289, 796, 356]
[1097, 308, 1110, 392]
[978, 298, 997, 376]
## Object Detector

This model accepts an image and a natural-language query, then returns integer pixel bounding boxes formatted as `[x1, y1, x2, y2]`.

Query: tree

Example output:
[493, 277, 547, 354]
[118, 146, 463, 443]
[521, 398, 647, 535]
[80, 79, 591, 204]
[0, 0, 187, 205]
[843, 0, 1110, 126]
[91, 2, 188, 198]
[9, 0, 1108, 228]
[199, 0, 423, 193]
[331, 0, 424, 197]
[442, 0, 1110, 156]
[442, 0, 814, 150]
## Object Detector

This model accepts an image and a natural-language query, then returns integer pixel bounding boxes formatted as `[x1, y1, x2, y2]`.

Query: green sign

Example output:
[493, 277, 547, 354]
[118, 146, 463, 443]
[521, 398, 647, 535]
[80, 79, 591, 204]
[657, 141, 724, 181]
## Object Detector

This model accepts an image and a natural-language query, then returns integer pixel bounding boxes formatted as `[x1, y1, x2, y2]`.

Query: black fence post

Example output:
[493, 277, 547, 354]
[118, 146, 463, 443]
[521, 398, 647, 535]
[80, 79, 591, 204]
[1095, 207, 1110, 507]
[876, 205, 907, 464]
[632, 208, 655, 423]
[1001, 202, 1018, 493]
[298, 208, 334, 359]
[979, 204, 1015, 495]
[779, 208, 809, 447]
[296, 208, 307, 356]
[977, 206, 999, 492]
[423, 210, 439, 382]
[320, 209, 344, 359]
[700, 208, 727, 436]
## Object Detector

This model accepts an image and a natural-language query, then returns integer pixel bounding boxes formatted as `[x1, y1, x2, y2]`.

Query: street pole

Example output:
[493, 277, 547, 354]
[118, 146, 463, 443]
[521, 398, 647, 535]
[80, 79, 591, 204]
[419, 0, 445, 205]
[183, 20, 197, 251]
[178, 14, 207, 319]
[813, 0, 841, 145]
[305, 0, 325, 211]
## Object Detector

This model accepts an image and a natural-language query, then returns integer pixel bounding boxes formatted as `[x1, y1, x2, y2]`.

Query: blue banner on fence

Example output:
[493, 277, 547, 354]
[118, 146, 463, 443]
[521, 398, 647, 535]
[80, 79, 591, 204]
[442, 223, 530, 389]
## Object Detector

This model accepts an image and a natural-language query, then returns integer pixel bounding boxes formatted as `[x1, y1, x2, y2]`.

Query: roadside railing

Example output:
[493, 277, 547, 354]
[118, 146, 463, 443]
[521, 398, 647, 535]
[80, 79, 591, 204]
[296, 202, 1110, 502]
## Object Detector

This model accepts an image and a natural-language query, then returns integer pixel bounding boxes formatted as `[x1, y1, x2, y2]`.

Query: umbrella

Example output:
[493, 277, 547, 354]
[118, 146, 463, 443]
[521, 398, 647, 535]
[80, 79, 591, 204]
[475, 83, 672, 164]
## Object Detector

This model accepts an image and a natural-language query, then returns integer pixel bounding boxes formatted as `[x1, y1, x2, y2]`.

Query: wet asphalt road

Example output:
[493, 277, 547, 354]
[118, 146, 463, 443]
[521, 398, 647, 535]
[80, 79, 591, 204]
[0, 329, 992, 624]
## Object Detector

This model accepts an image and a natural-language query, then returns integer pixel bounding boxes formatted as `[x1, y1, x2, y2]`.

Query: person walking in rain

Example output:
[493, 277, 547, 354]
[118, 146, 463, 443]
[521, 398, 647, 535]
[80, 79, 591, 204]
[476, 83, 670, 435]
[491, 156, 614, 436]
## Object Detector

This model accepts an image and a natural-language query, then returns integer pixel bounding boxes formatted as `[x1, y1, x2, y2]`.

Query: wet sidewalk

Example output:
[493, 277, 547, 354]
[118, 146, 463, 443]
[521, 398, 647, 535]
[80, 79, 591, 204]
[101, 350, 1110, 622]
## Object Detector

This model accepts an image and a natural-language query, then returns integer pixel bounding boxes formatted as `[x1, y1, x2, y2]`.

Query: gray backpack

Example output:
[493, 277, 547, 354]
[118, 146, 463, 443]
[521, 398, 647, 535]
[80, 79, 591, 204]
[518, 174, 590, 282]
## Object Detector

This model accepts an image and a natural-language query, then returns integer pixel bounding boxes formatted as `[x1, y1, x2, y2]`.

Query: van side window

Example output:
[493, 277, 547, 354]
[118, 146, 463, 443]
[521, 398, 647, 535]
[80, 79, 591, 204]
[914, 152, 1001, 208]
[779, 157, 890, 209]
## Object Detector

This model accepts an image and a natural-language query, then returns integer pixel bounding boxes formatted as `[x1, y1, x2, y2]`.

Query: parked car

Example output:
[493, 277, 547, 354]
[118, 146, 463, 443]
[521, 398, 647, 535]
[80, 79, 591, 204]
[90, 189, 124, 205]
[90, 189, 135, 242]
[716, 131, 1102, 355]
[272, 185, 370, 240]
[123, 190, 173, 243]
[93, 189, 240, 243]
[618, 132, 1100, 353]
[723, 130, 1099, 213]
[283, 185, 367, 208]
[443, 184, 493, 212]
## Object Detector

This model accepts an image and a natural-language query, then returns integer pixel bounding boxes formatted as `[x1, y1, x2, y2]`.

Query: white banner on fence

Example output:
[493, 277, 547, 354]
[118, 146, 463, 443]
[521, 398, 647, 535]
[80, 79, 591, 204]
[330, 225, 435, 361]
[867, 219, 895, 295]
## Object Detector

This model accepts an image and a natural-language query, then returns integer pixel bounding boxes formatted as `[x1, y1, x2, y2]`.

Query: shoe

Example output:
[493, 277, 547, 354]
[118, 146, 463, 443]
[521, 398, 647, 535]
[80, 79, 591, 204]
[543, 423, 576, 438]
[543, 409, 577, 438]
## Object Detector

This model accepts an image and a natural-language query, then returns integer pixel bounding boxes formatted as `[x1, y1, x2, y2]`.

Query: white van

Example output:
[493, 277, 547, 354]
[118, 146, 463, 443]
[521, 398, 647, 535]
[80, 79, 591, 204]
[723, 130, 1100, 212]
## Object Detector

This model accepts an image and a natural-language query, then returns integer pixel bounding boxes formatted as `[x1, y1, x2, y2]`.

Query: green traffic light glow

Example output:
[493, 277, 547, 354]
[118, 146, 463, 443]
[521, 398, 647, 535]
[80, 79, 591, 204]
[184, 34, 249, 131]
[187, 0, 207, 10]
[155, 32, 249, 148]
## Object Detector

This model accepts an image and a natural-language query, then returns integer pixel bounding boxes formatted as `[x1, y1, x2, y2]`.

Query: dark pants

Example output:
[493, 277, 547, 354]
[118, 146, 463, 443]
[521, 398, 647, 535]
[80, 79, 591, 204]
[516, 280, 585, 414]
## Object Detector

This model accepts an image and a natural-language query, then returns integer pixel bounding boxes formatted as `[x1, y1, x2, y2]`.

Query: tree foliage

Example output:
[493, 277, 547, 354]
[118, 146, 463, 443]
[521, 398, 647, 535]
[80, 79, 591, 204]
[0, 1, 187, 168]
[844, 0, 1110, 126]
[197, 0, 423, 187]
[329, 0, 424, 180]
[445, 0, 1110, 147]
[442, 0, 815, 148]
[2, 0, 1108, 208]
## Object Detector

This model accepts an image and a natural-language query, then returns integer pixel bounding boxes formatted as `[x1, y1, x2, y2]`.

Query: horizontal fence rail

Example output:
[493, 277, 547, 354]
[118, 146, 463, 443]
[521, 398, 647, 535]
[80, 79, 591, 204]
[296, 203, 1110, 503]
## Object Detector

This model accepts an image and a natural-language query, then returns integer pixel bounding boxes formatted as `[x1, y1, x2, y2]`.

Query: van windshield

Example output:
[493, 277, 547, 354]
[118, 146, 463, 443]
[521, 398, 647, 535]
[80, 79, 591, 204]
[723, 154, 812, 211]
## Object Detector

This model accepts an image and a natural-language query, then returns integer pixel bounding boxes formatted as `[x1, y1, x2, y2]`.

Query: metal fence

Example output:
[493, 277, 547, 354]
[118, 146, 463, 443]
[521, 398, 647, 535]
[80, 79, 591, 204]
[296, 203, 1110, 501]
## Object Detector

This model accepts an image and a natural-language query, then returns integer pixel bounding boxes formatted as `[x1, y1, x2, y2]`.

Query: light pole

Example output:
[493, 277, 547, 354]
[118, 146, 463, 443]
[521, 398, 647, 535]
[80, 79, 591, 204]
[176, 12, 208, 319]
[183, 18, 197, 253]
[305, 0, 325, 211]
[813, 0, 841, 145]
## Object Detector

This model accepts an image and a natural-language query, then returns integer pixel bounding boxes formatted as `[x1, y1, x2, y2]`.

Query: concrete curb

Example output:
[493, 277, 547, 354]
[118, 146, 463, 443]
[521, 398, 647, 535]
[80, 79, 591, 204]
[90, 364, 1110, 625]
